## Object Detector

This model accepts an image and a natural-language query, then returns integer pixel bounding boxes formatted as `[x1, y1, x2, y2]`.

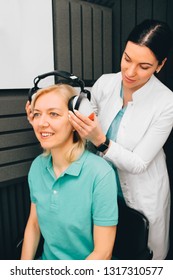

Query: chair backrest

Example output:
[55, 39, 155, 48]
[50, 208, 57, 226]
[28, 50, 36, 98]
[112, 198, 153, 260]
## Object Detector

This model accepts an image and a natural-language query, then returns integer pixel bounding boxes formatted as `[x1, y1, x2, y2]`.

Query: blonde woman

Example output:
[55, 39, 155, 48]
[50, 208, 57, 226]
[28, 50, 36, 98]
[21, 84, 118, 260]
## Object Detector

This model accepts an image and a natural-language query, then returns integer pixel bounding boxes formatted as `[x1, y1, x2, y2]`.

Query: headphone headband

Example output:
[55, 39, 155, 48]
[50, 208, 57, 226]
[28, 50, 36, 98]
[28, 70, 90, 102]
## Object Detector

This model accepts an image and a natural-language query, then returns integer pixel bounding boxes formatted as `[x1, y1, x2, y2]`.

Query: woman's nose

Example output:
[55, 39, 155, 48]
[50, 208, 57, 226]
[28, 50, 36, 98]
[38, 115, 49, 127]
[126, 64, 136, 77]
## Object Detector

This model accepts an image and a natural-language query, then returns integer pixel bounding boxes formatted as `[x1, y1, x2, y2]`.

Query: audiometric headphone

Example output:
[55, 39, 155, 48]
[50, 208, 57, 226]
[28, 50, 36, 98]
[28, 70, 94, 120]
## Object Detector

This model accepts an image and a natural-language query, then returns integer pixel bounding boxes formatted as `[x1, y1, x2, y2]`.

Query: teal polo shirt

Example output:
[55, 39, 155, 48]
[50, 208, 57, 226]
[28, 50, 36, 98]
[28, 150, 118, 260]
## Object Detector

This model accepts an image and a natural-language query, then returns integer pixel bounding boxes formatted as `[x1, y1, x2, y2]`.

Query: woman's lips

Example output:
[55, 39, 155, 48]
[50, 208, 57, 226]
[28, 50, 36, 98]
[124, 75, 136, 83]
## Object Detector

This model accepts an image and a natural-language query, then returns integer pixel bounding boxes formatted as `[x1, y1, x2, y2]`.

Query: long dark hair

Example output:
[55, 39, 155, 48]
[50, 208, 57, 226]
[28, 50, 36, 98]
[126, 19, 173, 64]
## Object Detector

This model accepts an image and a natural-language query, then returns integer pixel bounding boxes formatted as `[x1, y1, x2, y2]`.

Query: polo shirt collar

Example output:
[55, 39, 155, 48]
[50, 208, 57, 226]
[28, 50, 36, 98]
[46, 150, 89, 178]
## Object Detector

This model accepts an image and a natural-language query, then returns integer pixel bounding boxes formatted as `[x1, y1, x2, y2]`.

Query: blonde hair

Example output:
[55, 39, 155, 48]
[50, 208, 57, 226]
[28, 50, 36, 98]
[31, 84, 86, 163]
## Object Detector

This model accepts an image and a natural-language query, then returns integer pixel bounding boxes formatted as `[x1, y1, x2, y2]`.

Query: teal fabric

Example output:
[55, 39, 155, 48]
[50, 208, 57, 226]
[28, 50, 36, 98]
[28, 150, 118, 260]
[106, 85, 126, 198]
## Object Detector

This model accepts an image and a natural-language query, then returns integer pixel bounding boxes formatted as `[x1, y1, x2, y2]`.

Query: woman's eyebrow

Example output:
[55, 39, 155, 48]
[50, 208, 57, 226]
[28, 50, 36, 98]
[33, 107, 62, 111]
[124, 52, 130, 59]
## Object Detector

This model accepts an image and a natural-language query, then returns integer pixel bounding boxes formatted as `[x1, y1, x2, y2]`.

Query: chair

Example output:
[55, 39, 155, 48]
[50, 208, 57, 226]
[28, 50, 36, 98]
[112, 198, 153, 260]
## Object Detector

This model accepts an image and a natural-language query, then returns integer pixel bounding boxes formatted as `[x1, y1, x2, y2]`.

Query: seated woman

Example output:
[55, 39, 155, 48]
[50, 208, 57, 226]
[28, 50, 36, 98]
[21, 84, 118, 260]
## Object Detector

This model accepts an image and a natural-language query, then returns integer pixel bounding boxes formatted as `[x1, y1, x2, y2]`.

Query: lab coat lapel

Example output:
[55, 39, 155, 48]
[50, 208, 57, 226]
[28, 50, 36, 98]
[117, 76, 155, 150]
[98, 82, 123, 134]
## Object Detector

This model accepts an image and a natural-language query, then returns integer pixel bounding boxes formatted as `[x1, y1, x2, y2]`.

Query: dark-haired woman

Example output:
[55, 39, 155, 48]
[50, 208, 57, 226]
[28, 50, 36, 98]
[69, 19, 173, 259]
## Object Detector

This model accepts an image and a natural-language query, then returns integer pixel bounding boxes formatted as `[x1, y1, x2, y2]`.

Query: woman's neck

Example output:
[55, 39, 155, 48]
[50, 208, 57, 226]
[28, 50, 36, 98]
[51, 146, 71, 178]
[122, 86, 133, 107]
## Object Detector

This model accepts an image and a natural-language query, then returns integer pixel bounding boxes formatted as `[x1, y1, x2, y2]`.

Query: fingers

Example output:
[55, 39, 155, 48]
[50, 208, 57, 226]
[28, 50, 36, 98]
[76, 109, 95, 123]
[68, 110, 81, 125]
[68, 111, 85, 135]
[68, 110, 99, 140]
[69, 110, 94, 126]
[79, 127, 83, 133]
[68, 110, 106, 146]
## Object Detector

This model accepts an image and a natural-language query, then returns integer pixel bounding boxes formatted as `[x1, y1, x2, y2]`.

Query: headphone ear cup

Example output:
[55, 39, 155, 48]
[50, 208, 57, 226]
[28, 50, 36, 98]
[68, 96, 76, 112]
[77, 97, 94, 119]
[28, 88, 35, 102]
[69, 95, 94, 120]
[28, 87, 40, 102]
[68, 94, 83, 112]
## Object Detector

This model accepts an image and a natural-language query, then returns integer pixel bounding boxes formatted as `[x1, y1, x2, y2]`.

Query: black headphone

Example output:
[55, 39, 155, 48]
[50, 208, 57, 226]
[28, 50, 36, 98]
[28, 70, 91, 113]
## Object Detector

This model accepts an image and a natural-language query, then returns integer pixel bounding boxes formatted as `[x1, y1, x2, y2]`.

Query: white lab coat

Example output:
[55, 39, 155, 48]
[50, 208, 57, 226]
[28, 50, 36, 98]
[91, 72, 173, 259]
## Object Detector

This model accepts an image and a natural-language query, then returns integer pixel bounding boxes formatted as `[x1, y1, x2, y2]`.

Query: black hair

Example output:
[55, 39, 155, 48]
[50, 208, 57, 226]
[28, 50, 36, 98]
[126, 19, 173, 64]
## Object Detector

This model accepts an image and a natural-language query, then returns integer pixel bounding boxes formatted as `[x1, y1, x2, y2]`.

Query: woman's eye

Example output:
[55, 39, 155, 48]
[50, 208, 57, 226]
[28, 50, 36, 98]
[50, 112, 58, 117]
[124, 56, 130, 62]
[140, 65, 150, 70]
[33, 113, 40, 118]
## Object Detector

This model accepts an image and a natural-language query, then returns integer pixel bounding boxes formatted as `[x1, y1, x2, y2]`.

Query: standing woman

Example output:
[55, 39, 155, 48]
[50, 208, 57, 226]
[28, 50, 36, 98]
[21, 84, 118, 260]
[68, 19, 173, 259]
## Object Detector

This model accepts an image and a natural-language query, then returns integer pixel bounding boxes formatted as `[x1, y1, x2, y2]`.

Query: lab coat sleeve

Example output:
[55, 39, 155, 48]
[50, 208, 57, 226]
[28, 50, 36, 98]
[103, 101, 173, 174]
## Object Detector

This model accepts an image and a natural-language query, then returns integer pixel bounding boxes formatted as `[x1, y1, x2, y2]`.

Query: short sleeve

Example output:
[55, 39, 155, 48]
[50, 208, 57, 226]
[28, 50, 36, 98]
[28, 170, 37, 203]
[92, 169, 118, 226]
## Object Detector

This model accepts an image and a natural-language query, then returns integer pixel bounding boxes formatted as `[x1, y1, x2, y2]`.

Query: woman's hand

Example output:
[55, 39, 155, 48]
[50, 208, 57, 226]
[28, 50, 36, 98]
[68, 110, 106, 147]
[25, 101, 34, 125]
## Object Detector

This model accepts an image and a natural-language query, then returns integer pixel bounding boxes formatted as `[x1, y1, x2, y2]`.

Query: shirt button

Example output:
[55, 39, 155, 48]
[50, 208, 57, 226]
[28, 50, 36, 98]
[53, 190, 58, 194]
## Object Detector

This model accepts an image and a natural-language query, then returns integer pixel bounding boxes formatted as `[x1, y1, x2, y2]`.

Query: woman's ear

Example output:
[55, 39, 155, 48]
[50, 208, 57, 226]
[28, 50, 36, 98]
[156, 58, 167, 73]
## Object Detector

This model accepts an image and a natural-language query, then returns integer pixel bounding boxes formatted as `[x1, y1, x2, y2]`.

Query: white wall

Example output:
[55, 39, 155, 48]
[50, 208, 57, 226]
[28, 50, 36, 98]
[0, 0, 54, 89]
